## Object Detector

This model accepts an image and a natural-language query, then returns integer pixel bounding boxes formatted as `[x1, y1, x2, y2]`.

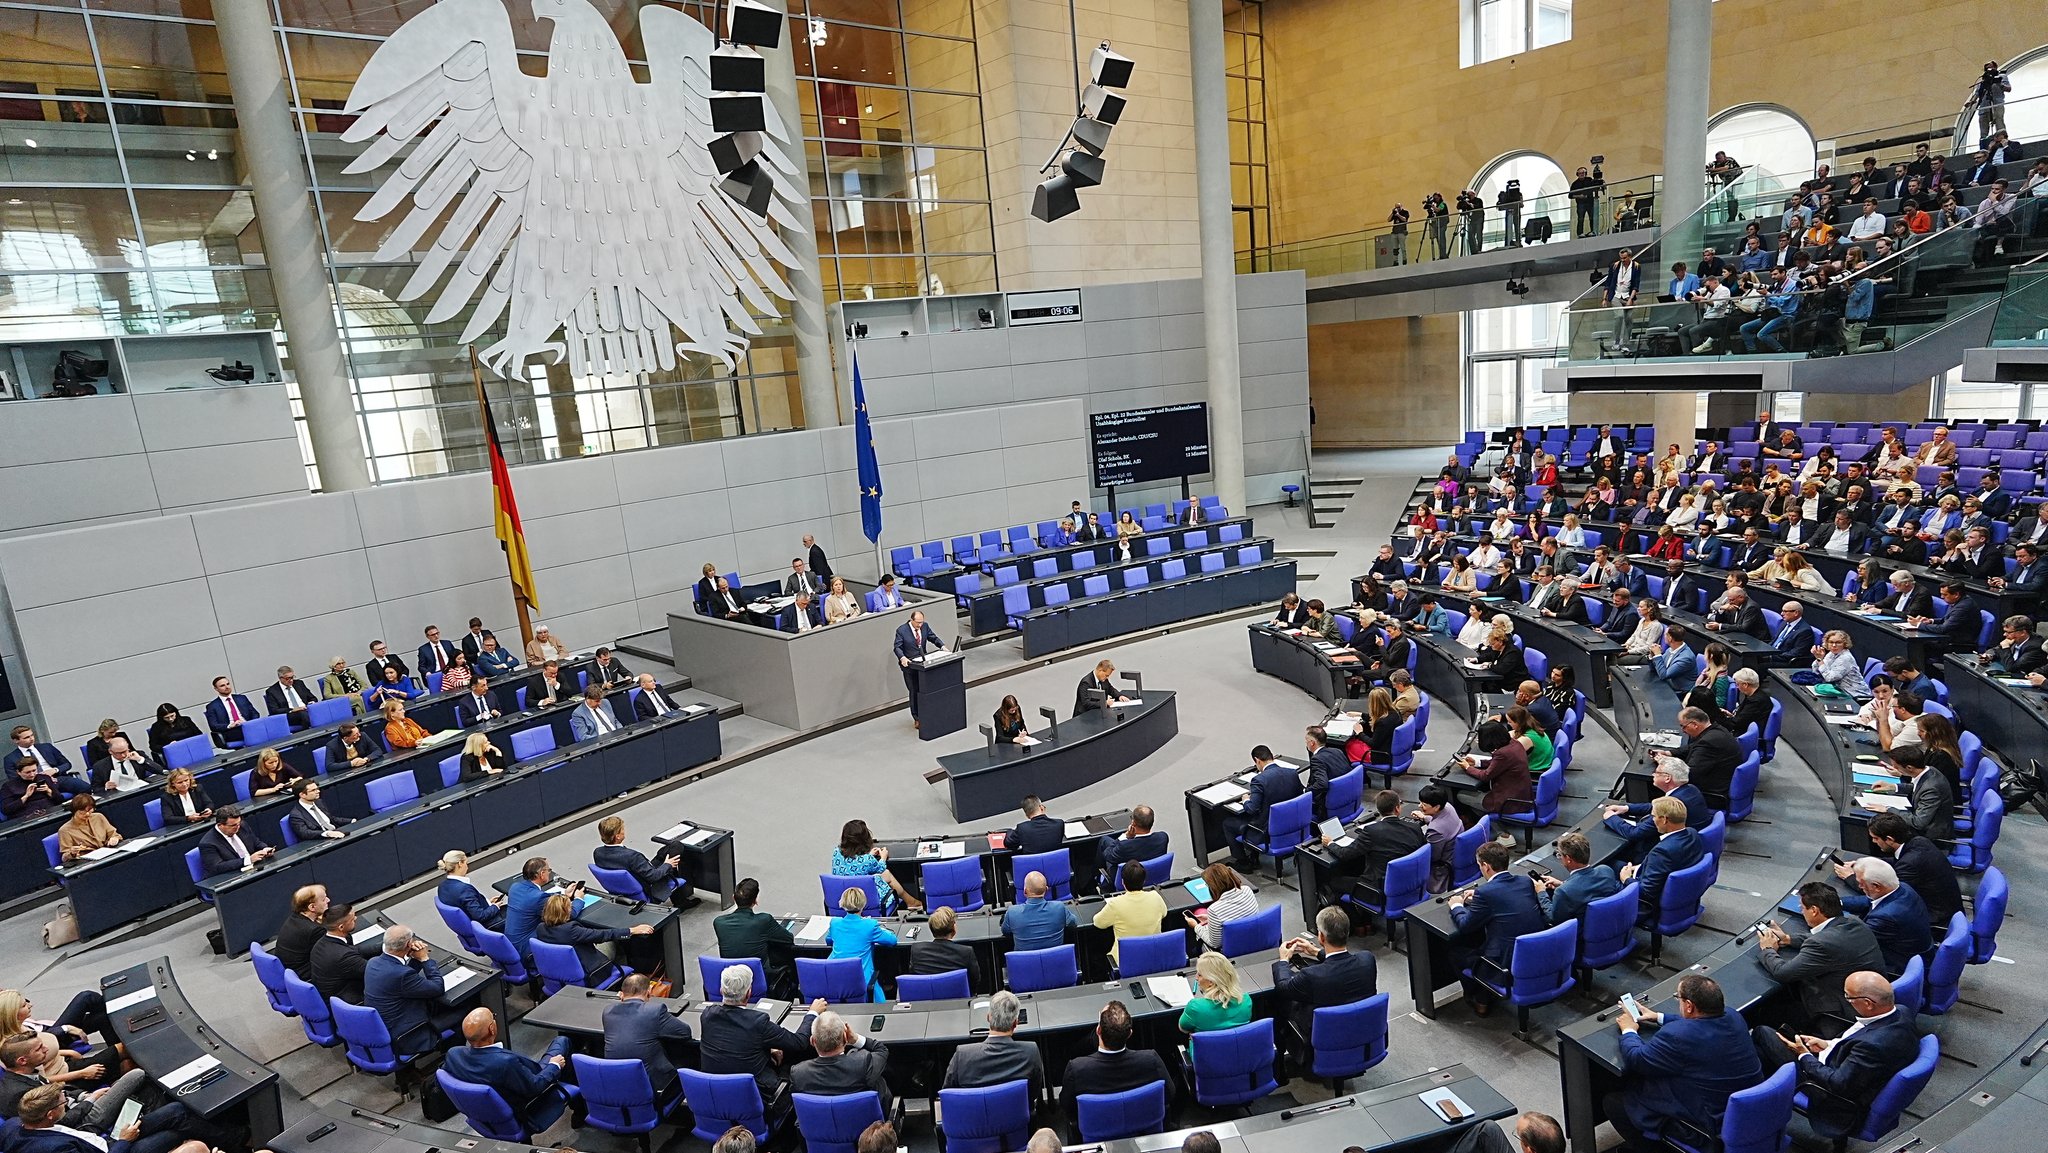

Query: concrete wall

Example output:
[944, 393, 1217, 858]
[846, 271, 1310, 507]
[0, 398, 1089, 752]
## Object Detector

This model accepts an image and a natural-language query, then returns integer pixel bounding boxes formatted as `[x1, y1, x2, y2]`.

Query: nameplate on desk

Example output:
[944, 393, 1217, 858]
[160, 1054, 221, 1089]
[916, 841, 967, 860]
[105, 988, 157, 1013]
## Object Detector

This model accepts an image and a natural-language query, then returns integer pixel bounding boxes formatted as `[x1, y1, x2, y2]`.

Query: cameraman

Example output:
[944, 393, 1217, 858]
[1570, 163, 1605, 238]
[1973, 60, 2011, 142]
[1456, 188, 1486, 255]
[1496, 180, 1525, 247]
[1423, 192, 1451, 260]
[1706, 150, 1744, 223]
[1387, 202, 1410, 265]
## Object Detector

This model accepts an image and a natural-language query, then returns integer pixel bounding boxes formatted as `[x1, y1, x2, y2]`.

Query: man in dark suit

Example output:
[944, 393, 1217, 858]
[1722, 670, 1774, 739]
[779, 593, 825, 633]
[1994, 542, 2047, 609]
[630, 673, 681, 720]
[1705, 587, 1769, 640]
[203, 676, 260, 748]
[1870, 572, 1935, 619]
[365, 640, 408, 687]
[1751, 971, 1919, 1141]
[1603, 759, 1710, 864]
[1600, 588, 1639, 644]
[1764, 602, 1814, 665]
[1842, 858, 1932, 978]
[1810, 511, 1869, 555]
[1537, 831, 1623, 926]
[364, 925, 462, 1055]
[1606, 974, 1763, 1150]
[263, 666, 320, 730]
[417, 625, 461, 678]
[909, 906, 985, 993]
[1938, 527, 2004, 581]
[1757, 882, 1889, 1030]
[700, 965, 822, 1098]
[1227, 745, 1304, 867]
[1870, 745, 1955, 844]
[1448, 842, 1546, 1015]
[942, 992, 1045, 1099]
[1753, 410, 1783, 449]
[1676, 708, 1741, 804]
[895, 610, 946, 727]
[1860, 817, 1961, 929]
[1, 732, 88, 810]
[1271, 905, 1379, 1068]
[1097, 806, 1168, 890]
[309, 903, 369, 1004]
[803, 534, 834, 581]
[285, 779, 346, 843]
[1913, 583, 1983, 649]
[1609, 559, 1651, 601]
[457, 677, 502, 727]
[1362, 618, 1415, 685]
[443, 1007, 580, 1133]
[325, 722, 382, 773]
[1074, 658, 1130, 715]
[197, 806, 274, 876]
[458, 618, 496, 662]
[531, 661, 577, 708]
[1003, 795, 1066, 854]
[4, 1080, 232, 1153]
[713, 879, 797, 999]
[1621, 797, 1705, 927]
[1271, 593, 1311, 627]
[791, 1011, 891, 1110]
[783, 557, 824, 599]
[593, 815, 695, 907]
[602, 974, 694, 1090]
[1321, 790, 1427, 907]
[1982, 614, 2048, 675]
[1304, 726, 1349, 820]
[1057, 1001, 1170, 1114]
[1727, 529, 1773, 574]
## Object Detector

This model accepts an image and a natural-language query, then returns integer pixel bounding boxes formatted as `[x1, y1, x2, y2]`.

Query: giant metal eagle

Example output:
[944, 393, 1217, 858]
[342, 0, 802, 378]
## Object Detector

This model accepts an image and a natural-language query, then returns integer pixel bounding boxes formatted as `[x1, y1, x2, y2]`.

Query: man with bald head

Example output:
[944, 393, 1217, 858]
[363, 924, 463, 1056]
[1000, 871, 1076, 952]
[1750, 971, 1919, 1142]
[442, 1007, 581, 1132]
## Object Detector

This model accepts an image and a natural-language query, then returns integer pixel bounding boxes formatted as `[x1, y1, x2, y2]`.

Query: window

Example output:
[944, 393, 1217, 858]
[1706, 106, 1815, 201]
[1464, 301, 1566, 429]
[1462, 0, 1572, 68]
[1934, 367, 2023, 421]
[1471, 152, 1567, 251]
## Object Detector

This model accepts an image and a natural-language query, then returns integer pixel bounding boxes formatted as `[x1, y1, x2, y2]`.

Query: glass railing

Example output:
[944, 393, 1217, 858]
[1556, 193, 2043, 363]
[1547, 164, 1791, 317]
[1987, 262, 2048, 345]
[1258, 174, 1661, 279]
[1819, 90, 2048, 172]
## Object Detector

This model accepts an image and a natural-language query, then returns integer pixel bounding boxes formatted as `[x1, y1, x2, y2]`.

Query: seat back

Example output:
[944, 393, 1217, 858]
[242, 714, 291, 745]
[1761, 698, 1785, 761]
[1082, 574, 1110, 597]
[1071, 552, 1097, 572]
[1579, 882, 1641, 970]
[1219, 523, 1245, 543]
[572, 1055, 665, 1135]
[437, 1071, 527, 1141]
[993, 566, 1019, 588]
[1162, 559, 1187, 580]
[531, 938, 600, 995]
[40, 833, 60, 871]
[896, 969, 970, 999]
[163, 735, 214, 770]
[793, 1091, 885, 1153]
[590, 863, 649, 901]
[797, 956, 870, 1002]
[1073, 1082, 1169, 1143]
[1728, 752, 1762, 822]
[1137, 852, 1175, 887]
[307, 698, 352, 728]
[1200, 552, 1226, 573]
[1309, 993, 1390, 1081]
[1969, 865, 2007, 962]
[1219, 903, 1283, 957]
[331, 998, 401, 1073]
[1506, 920, 1579, 1005]
[1187, 1019, 1278, 1107]
[1451, 816, 1493, 888]
[1123, 566, 1150, 589]
[1852, 1035, 1939, 1142]
[472, 926, 532, 984]
[1010, 849, 1073, 900]
[1114, 931, 1186, 978]
[1954, 793, 2004, 873]
[1890, 954, 1924, 1017]
[1655, 855, 1716, 935]
[364, 772, 421, 813]
[283, 969, 336, 1044]
[1042, 584, 1071, 608]
[434, 900, 486, 956]
[1000, 585, 1031, 622]
[1004, 944, 1079, 993]
[1925, 912, 1969, 1014]
[1032, 557, 1057, 579]
[821, 873, 885, 915]
[248, 942, 296, 1015]
[937, 1081, 1032, 1153]
[1720, 1063, 1798, 1153]
[1700, 811, 1728, 870]
[1374, 844, 1433, 922]
[144, 799, 164, 831]
[1260, 792, 1314, 858]
[1146, 536, 1170, 557]
[699, 955, 767, 1003]
[1326, 766, 1366, 824]
[921, 856, 987, 912]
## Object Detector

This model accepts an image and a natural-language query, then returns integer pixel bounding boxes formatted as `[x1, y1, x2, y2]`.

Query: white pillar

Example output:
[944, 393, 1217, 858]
[1188, 0, 1246, 513]
[212, 0, 369, 491]
[764, 0, 839, 427]
[1660, 0, 1714, 226]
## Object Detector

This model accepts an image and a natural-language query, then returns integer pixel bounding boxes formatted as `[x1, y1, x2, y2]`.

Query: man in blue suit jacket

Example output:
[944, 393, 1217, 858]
[417, 626, 462, 677]
[1765, 601, 1814, 665]
[364, 925, 463, 1056]
[1751, 972, 1919, 1141]
[1621, 797, 1706, 928]
[1226, 745, 1304, 867]
[780, 593, 825, 633]
[603, 974, 694, 1089]
[1609, 558, 1651, 600]
[1601, 759, 1710, 863]
[1448, 842, 1547, 1013]
[504, 857, 576, 960]
[1271, 905, 1379, 1066]
[202, 676, 259, 747]
[1846, 858, 1932, 977]
[1608, 974, 1763, 1147]
[1648, 626, 1698, 696]
[1, 728, 88, 796]
[894, 609, 946, 724]
[568, 686, 623, 742]
[442, 1007, 580, 1133]
[437, 851, 506, 931]
[1537, 832, 1622, 926]
[1097, 806, 1169, 891]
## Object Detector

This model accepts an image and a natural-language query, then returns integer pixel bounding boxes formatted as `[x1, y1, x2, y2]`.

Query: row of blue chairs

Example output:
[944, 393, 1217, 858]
[997, 544, 1269, 627]
[889, 497, 1229, 578]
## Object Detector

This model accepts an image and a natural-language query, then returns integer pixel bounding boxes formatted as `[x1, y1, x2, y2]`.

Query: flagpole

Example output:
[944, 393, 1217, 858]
[472, 347, 536, 652]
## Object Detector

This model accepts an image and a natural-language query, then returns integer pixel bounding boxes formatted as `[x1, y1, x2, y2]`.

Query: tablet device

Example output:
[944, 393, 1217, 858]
[1315, 817, 1344, 841]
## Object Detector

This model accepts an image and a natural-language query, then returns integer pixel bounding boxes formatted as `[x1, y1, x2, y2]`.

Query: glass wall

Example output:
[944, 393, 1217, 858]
[0, 0, 997, 484]
[1223, 0, 1271, 272]
[1464, 301, 1567, 429]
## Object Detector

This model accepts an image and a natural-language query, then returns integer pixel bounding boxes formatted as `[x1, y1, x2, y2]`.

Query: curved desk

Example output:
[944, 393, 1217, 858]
[1945, 660, 2048, 769]
[876, 810, 1134, 904]
[1247, 622, 1351, 706]
[962, 520, 1260, 634]
[1767, 669, 1883, 852]
[101, 957, 283, 1145]
[1433, 590, 1624, 709]
[1402, 630, 1499, 724]
[937, 692, 1178, 822]
[1020, 559, 1296, 659]
[1883, 1017, 2048, 1152]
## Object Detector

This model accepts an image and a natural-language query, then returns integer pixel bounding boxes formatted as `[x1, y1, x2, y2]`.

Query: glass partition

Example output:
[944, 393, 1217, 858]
[1988, 264, 2048, 346]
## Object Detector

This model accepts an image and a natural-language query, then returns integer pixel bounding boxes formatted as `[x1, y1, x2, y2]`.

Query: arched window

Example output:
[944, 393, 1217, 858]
[1706, 105, 1815, 198]
[1471, 152, 1567, 248]
[1967, 47, 2048, 145]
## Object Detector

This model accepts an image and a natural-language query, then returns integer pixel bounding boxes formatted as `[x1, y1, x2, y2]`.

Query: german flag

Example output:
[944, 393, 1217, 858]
[479, 385, 538, 612]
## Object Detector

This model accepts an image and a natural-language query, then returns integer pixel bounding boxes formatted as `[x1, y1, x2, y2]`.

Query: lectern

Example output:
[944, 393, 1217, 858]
[911, 651, 967, 741]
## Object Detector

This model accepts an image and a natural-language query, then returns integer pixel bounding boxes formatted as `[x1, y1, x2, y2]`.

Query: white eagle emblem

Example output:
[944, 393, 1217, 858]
[342, 0, 801, 378]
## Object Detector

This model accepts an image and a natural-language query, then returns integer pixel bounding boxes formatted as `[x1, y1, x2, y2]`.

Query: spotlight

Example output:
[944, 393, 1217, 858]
[1031, 174, 1082, 223]
[1089, 43, 1135, 88]
[975, 308, 994, 327]
[719, 160, 774, 217]
[1070, 116, 1113, 156]
[1061, 149, 1105, 188]
[726, 0, 782, 49]
[1081, 84, 1126, 125]
[708, 131, 763, 175]
[845, 322, 869, 339]
[206, 360, 255, 382]
[711, 94, 767, 133]
[710, 45, 766, 93]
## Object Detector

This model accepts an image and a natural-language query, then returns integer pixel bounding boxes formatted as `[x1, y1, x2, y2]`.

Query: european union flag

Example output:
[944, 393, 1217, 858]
[853, 350, 884, 544]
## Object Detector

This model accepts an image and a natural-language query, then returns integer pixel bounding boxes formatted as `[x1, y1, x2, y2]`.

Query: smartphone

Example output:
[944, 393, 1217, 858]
[1129, 980, 1145, 1000]
[1439, 1098, 1468, 1121]
[870, 1015, 885, 1032]
[1619, 993, 1646, 1018]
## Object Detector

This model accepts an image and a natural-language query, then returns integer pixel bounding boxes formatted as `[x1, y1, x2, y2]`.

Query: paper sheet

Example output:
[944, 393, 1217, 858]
[160, 1054, 220, 1088]
[796, 915, 832, 943]
[442, 966, 479, 991]
[1012, 734, 1040, 746]
[1420, 1087, 1475, 1124]
[938, 841, 966, 859]
[656, 822, 696, 842]
[1857, 792, 1910, 811]
[682, 828, 721, 848]
[1146, 974, 1194, 1008]
[118, 836, 155, 853]
[1194, 782, 1247, 805]
[1063, 822, 1090, 840]
[81, 847, 121, 862]
[351, 925, 384, 945]
[104, 988, 157, 1013]
[1823, 714, 1867, 727]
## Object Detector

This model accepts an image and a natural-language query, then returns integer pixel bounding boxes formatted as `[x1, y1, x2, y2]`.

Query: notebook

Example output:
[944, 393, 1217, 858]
[1182, 878, 1212, 903]
[1146, 974, 1194, 1009]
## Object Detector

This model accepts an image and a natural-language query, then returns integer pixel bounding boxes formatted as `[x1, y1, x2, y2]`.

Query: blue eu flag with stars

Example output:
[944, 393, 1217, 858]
[854, 350, 884, 543]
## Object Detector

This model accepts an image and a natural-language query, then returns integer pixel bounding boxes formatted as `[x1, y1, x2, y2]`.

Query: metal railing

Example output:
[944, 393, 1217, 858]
[1820, 90, 2048, 172]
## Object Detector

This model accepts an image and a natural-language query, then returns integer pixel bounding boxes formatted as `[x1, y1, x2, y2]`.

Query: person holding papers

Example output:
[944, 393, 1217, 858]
[1860, 745, 1954, 841]
[1074, 659, 1133, 715]
[570, 684, 624, 741]
[895, 610, 946, 729]
[55, 794, 119, 861]
[380, 698, 430, 748]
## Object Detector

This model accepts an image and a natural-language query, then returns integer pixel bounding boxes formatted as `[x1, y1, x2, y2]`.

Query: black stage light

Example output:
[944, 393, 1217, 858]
[1031, 175, 1082, 223]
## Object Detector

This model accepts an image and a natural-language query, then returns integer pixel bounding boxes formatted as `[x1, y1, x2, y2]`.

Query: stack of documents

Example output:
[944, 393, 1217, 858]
[795, 915, 832, 943]
[1193, 782, 1247, 806]
[1857, 792, 1910, 811]
[1146, 975, 1194, 1008]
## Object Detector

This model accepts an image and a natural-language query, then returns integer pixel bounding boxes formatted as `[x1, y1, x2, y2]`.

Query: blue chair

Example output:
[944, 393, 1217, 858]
[1498, 765, 1564, 845]
[248, 942, 296, 1016]
[1146, 537, 1169, 557]
[1969, 865, 2007, 963]
[1923, 912, 1969, 1014]
[1219, 523, 1245, 544]
[364, 773, 420, 812]
[438, 1070, 547, 1141]
[1950, 793, 2004, 873]
[1343, 842, 1431, 945]
[183, 849, 210, 903]
[1644, 856, 1716, 966]
[1451, 816, 1494, 888]
[1163, 559, 1187, 580]
[896, 969, 970, 1000]
[1326, 766, 1366, 825]
[40, 833, 60, 871]
[1760, 698, 1785, 762]
[921, 856, 987, 912]
[954, 572, 982, 608]
[1462, 920, 1578, 1037]
[1123, 566, 1150, 589]
[1010, 849, 1073, 900]
[1032, 556, 1058, 579]
[230, 770, 254, 803]
[283, 969, 337, 1046]
[331, 998, 413, 1074]
[240, 714, 291, 746]
[821, 874, 885, 915]
[1074, 1081, 1168, 1141]
[1727, 752, 1761, 823]
[532, 938, 625, 995]
[1082, 574, 1110, 597]
[143, 799, 165, 831]
[1796, 1035, 1937, 1143]
[1232, 791, 1312, 874]
[1891, 954, 1925, 1017]
[1042, 584, 1071, 608]
[571, 1055, 680, 1152]
[793, 1091, 886, 1153]
[434, 899, 487, 957]
[163, 736, 213, 770]
[992, 565, 1019, 588]
[1004, 945, 1079, 993]
[1577, 882, 1641, 974]
[1667, 1062, 1796, 1153]
[1220, 903, 1283, 957]
[511, 727, 557, 761]
[1072, 552, 1097, 573]
[951, 536, 978, 565]
[590, 864, 649, 901]
[1699, 811, 1727, 882]
[1001, 586, 1032, 628]
[473, 926, 534, 988]
[307, 698, 352, 728]
[937, 1081, 1031, 1153]
[1309, 992, 1389, 1093]
[698, 955, 766, 1002]
[678, 1070, 780, 1145]
[1200, 552, 1225, 574]
[798, 956, 870, 1003]
[1115, 931, 1187, 978]
[1185, 1019, 1279, 1107]
[437, 755, 460, 789]
[1135, 852, 1174, 887]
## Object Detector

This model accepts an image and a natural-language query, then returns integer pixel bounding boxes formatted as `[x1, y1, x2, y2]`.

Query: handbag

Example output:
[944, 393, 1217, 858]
[42, 902, 78, 949]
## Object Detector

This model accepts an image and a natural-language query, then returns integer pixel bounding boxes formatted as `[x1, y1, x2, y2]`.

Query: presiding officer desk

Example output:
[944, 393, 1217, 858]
[936, 692, 1180, 823]
[197, 692, 719, 955]
[961, 518, 1260, 634]
[56, 669, 666, 942]
[101, 956, 284, 1145]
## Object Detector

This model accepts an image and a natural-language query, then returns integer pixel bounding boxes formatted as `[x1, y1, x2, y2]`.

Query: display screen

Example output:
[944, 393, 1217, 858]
[1090, 403, 1211, 488]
